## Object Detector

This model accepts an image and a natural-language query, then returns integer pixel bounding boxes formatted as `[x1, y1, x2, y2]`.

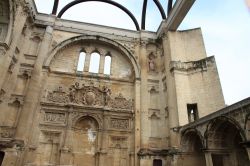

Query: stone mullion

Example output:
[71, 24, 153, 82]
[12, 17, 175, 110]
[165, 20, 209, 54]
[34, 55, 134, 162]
[99, 54, 105, 74]
[84, 51, 91, 72]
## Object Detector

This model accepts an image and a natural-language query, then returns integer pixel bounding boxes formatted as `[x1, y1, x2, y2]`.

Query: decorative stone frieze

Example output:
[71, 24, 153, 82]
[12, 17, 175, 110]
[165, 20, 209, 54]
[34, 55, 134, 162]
[170, 56, 215, 72]
[108, 93, 134, 110]
[110, 118, 129, 130]
[43, 112, 66, 124]
[45, 82, 134, 111]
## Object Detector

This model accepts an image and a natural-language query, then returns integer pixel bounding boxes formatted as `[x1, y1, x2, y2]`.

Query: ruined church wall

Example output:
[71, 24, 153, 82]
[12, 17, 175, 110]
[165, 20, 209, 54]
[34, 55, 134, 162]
[165, 29, 225, 126]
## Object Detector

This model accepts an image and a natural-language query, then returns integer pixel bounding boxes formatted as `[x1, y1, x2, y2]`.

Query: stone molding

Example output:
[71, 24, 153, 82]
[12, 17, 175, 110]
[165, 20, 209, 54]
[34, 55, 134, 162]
[170, 56, 215, 72]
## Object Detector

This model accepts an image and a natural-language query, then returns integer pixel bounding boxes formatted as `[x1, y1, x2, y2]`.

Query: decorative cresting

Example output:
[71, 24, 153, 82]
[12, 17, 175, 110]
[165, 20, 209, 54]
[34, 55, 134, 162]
[45, 82, 134, 111]
[44, 35, 140, 79]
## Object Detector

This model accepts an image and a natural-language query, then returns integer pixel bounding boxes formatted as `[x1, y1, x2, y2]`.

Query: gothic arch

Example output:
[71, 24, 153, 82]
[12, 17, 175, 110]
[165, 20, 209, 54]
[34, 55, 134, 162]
[180, 128, 206, 166]
[44, 35, 140, 79]
[181, 128, 205, 152]
[204, 115, 247, 149]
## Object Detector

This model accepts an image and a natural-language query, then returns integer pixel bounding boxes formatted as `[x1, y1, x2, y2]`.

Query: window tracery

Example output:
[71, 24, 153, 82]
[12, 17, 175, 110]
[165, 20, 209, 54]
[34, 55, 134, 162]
[76, 48, 112, 76]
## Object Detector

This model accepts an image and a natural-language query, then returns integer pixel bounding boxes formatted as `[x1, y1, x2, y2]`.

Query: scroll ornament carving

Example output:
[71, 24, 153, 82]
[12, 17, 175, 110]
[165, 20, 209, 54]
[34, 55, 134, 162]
[44, 112, 66, 123]
[108, 93, 133, 110]
[46, 82, 134, 110]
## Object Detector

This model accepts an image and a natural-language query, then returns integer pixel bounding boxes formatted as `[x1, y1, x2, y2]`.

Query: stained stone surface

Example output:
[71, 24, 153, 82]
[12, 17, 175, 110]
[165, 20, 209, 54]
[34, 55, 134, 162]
[0, 0, 249, 166]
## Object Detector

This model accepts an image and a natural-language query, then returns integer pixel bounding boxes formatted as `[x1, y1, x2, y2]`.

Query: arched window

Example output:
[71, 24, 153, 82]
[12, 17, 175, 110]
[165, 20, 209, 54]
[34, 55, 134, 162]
[0, 151, 5, 166]
[104, 55, 111, 75]
[76, 51, 86, 72]
[89, 52, 100, 73]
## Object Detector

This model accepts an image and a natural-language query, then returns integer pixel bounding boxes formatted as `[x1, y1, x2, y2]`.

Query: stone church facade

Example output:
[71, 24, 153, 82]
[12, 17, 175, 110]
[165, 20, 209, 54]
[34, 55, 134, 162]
[0, 0, 249, 166]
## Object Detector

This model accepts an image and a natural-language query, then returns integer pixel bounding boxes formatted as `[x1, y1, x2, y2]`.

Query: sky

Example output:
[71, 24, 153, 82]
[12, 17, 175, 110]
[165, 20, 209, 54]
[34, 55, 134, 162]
[34, 0, 250, 105]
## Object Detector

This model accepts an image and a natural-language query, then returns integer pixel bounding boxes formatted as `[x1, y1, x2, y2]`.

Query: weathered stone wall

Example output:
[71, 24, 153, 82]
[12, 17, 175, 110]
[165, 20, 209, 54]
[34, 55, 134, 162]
[0, 1, 229, 166]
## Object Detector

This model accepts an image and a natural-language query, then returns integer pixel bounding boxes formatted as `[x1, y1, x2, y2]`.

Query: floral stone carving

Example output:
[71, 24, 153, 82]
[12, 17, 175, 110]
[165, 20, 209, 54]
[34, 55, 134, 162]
[46, 82, 133, 110]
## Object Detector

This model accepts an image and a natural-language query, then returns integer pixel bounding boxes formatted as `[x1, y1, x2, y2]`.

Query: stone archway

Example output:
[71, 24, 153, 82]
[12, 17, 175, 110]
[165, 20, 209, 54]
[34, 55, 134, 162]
[72, 116, 99, 166]
[180, 129, 206, 166]
[205, 117, 249, 166]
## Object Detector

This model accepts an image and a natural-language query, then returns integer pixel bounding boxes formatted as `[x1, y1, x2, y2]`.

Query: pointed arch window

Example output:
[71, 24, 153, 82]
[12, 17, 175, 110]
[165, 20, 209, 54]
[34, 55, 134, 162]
[77, 51, 86, 72]
[89, 52, 100, 73]
[104, 55, 111, 75]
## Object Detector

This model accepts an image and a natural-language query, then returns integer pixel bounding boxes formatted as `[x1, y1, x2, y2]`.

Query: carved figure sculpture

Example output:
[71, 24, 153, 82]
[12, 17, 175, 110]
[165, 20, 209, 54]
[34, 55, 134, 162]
[148, 53, 156, 72]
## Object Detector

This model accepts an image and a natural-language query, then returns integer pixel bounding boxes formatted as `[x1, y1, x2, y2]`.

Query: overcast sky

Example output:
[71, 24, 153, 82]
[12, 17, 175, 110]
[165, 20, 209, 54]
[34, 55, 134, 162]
[34, 0, 250, 105]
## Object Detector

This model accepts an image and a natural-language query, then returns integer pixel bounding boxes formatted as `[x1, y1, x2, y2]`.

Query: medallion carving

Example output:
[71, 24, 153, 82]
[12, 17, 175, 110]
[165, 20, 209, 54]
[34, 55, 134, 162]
[45, 82, 133, 111]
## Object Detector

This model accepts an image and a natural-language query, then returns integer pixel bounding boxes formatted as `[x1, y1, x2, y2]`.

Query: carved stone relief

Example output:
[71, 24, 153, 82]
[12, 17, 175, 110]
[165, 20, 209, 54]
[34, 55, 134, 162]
[108, 93, 133, 110]
[148, 52, 157, 72]
[46, 82, 134, 111]
[110, 118, 129, 130]
[44, 112, 66, 124]
[170, 56, 215, 72]
[0, 126, 15, 138]
[109, 136, 128, 148]
[8, 56, 18, 73]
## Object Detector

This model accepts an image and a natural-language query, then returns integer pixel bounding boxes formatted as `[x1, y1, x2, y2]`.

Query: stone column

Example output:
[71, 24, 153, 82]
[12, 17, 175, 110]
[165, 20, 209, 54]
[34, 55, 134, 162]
[135, 79, 141, 166]
[14, 25, 54, 165]
[204, 152, 213, 166]
[162, 33, 180, 147]
[138, 38, 149, 166]
[59, 107, 72, 165]
[0, 6, 27, 89]
[84, 51, 91, 72]
[99, 54, 105, 74]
